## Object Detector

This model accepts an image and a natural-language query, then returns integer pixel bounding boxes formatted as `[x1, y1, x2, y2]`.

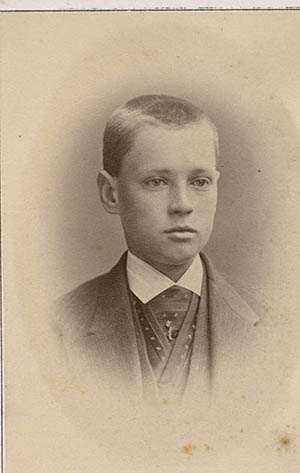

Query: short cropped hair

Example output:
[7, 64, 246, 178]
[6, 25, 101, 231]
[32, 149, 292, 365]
[103, 94, 219, 176]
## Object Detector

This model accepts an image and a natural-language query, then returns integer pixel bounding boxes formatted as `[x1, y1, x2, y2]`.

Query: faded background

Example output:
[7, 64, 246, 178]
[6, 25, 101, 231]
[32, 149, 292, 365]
[2, 11, 300, 473]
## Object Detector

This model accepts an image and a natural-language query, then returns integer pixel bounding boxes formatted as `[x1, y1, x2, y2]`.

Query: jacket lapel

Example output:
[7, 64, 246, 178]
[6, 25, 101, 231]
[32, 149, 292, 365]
[76, 252, 144, 402]
[184, 252, 259, 404]
[182, 260, 211, 405]
[201, 253, 259, 391]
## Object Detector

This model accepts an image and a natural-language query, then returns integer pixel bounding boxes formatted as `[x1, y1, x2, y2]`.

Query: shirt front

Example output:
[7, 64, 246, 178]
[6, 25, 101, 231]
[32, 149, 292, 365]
[126, 251, 203, 304]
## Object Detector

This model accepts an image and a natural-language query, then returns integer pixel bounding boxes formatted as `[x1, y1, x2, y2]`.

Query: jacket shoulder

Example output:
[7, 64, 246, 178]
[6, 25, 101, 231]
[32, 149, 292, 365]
[201, 252, 259, 327]
[51, 253, 128, 339]
[51, 272, 112, 338]
[215, 273, 259, 326]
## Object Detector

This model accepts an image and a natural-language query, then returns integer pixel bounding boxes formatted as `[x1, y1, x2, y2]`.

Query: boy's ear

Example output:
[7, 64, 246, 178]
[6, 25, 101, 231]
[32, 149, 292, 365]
[97, 170, 120, 214]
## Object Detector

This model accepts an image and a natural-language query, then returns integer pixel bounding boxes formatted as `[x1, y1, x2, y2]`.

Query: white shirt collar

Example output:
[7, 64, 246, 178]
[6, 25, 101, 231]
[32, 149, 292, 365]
[126, 251, 203, 304]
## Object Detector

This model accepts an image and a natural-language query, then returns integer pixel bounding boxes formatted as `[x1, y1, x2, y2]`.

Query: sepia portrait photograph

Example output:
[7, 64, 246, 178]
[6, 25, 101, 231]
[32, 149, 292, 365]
[2, 3, 300, 472]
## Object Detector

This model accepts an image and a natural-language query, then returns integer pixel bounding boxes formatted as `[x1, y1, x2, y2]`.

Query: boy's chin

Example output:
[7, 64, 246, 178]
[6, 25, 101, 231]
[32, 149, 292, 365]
[159, 249, 201, 267]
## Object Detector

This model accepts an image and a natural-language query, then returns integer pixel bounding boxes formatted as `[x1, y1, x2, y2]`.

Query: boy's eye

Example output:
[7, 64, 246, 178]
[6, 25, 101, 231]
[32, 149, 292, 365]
[145, 178, 167, 188]
[191, 177, 211, 188]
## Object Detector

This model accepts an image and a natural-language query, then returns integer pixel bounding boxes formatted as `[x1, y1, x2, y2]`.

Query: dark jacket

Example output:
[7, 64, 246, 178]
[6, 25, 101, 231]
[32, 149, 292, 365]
[52, 252, 263, 410]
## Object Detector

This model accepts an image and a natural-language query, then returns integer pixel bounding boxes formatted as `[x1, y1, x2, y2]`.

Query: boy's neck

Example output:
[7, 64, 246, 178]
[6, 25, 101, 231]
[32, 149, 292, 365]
[129, 251, 196, 282]
[155, 262, 195, 282]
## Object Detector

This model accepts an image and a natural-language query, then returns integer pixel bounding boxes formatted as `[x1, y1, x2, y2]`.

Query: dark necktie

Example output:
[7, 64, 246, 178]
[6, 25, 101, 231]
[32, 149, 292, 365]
[147, 285, 193, 342]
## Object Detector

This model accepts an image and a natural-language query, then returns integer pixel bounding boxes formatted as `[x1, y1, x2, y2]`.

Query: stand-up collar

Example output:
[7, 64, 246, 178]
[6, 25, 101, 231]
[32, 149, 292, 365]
[126, 251, 203, 304]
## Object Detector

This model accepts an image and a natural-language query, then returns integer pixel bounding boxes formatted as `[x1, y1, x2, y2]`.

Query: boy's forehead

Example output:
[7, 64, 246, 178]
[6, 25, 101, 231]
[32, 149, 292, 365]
[123, 122, 217, 172]
[134, 121, 215, 146]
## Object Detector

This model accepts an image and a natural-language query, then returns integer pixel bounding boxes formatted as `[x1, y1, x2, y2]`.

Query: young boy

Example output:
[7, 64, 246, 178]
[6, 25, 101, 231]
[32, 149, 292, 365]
[54, 95, 259, 407]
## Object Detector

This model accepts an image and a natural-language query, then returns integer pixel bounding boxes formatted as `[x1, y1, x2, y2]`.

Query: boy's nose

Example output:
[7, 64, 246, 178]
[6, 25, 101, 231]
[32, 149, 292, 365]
[168, 187, 193, 216]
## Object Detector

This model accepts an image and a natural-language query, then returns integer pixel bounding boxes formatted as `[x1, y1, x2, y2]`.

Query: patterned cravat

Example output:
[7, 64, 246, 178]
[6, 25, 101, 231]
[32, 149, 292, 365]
[132, 286, 199, 392]
[147, 285, 193, 343]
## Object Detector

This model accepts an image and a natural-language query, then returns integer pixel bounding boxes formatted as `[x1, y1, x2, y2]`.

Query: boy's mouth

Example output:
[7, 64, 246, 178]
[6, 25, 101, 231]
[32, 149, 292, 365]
[164, 226, 197, 241]
[164, 226, 197, 234]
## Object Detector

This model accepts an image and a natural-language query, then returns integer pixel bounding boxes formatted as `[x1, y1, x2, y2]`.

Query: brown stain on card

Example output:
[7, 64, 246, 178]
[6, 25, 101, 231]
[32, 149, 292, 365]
[273, 431, 296, 455]
[181, 444, 197, 456]
[181, 443, 212, 455]
[204, 443, 211, 452]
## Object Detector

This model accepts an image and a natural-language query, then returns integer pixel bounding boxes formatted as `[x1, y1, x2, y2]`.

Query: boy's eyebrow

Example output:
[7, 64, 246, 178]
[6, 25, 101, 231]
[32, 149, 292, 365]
[142, 167, 216, 174]
[190, 168, 217, 174]
[142, 168, 173, 174]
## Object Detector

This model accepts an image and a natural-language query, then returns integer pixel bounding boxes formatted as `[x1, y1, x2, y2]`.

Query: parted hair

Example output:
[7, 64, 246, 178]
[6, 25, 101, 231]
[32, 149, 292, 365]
[103, 94, 219, 176]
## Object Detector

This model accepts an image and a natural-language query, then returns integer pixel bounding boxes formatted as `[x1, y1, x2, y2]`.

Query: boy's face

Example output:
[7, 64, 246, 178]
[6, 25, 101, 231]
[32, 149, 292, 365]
[115, 121, 220, 270]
